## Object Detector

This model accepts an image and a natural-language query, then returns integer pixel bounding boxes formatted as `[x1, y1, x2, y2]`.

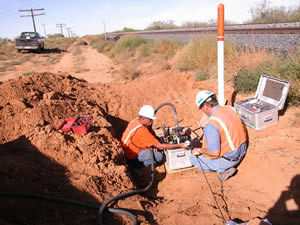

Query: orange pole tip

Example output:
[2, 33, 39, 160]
[217, 4, 224, 37]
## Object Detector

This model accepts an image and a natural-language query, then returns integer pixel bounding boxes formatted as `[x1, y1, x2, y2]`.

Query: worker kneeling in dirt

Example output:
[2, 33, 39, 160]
[190, 90, 248, 181]
[121, 105, 188, 169]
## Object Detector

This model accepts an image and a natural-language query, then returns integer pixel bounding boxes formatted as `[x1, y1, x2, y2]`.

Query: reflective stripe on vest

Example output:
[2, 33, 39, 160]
[209, 116, 235, 151]
[123, 124, 143, 146]
[204, 106, 246, 157]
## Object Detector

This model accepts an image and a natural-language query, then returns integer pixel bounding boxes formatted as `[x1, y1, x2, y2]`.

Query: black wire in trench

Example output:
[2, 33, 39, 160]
[196, 156, 227, 224]
[97, 150, 155, 225]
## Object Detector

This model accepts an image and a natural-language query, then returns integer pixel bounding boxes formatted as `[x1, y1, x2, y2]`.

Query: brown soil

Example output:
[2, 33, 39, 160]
[0, 40, 299, 225]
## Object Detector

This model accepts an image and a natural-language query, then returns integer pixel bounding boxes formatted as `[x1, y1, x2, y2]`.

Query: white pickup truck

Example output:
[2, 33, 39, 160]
[15, 32, 45, 53]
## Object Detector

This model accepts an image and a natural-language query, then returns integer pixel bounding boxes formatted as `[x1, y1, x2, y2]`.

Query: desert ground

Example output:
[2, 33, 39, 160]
[0, 40, 299, 225]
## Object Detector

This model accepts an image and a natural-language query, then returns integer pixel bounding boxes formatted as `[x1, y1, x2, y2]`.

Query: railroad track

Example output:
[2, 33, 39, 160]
[107, 22, 300, 53]
[108, 22, 300, 38]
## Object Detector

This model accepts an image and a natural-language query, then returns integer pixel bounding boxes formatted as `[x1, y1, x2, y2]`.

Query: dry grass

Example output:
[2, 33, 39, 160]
[152, 39, 183, 59]
[224, 47, 276, 81]
[119, 61, 141, 80]
[173, 37, 232, 71]
[44, 37, 77, 51]
[134, 43, 153, 58]
[0, 40, 19, 61]
[72, 46, 82, 56]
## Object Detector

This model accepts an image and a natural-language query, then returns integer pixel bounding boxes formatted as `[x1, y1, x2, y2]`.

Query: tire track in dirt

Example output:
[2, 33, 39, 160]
[52, 40, 119, 83]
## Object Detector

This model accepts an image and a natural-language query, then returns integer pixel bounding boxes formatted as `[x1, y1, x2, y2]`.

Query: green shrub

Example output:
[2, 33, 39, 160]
[234, 69, 261, 93]
[194, 70, 210, 81]
[286, 88, 300, 107]
[249, 1, 300, 23]
[114, 35, 148, 54]
[278, 63, 300, 81]
[135, 43, 153, 58]
[145, 20, 178, 30]
[234, 60, 278, 93]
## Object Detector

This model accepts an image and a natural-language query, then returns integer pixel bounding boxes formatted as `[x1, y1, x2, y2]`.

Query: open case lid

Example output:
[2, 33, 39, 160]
[255, 74, 290, 110]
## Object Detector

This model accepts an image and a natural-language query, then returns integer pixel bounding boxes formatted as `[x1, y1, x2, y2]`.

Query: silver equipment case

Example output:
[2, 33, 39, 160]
[234, 75, 290, 130]
[164, 148, 193, 170]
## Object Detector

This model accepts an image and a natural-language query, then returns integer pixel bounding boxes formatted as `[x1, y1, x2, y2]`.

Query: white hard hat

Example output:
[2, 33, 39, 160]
[195, 90, 215, 108]
[138, 105, 157, 120]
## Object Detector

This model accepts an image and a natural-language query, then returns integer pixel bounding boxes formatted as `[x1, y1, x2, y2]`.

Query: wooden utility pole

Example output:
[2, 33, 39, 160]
[19, 8, 45, 32]
[56, 24, 66, 36]
[103, 21, 107, 40]
[42, 24, 47, 37]
[66, 27, 71, 38]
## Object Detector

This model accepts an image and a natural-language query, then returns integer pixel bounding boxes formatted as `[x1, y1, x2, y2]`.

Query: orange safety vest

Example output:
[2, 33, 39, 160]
[202, 106, 247, 159]
[121, 118, 143, 159]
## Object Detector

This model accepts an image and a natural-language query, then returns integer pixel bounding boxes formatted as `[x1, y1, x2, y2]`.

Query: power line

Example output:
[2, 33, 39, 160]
[18, 8, 45, 32]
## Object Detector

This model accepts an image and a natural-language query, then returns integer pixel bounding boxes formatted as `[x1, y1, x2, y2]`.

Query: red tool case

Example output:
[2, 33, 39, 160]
[58, 116, 91, 135]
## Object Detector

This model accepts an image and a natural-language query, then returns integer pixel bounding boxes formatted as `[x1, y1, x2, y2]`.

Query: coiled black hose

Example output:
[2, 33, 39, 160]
[0, 191, 138, 223]
[97, 149, 155, 225]
[0, 150, 155, 225]
[155, 102, 179, 128]
[0, 191, 99, 209]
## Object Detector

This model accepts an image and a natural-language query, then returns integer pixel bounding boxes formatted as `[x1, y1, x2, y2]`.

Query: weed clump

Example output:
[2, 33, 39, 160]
[194, 70, 211, 81]
[114, 35, 148, 55]
[153, 39, 183, 58]
[119, 62, 141, 81]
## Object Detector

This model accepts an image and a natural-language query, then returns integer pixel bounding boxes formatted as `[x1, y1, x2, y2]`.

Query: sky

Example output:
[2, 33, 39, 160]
[1, 0, 299, 39]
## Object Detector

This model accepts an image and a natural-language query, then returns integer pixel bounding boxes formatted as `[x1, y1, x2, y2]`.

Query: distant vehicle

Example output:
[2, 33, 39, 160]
[15, 32, 45, 53]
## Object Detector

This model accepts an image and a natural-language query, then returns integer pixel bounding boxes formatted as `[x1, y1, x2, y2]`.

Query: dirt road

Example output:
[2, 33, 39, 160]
[0, 41, 299, 225]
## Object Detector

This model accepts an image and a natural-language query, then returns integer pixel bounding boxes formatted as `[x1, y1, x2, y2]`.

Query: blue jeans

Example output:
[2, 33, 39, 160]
[190, 142, 247, 173]
[138, 149, 164, 166]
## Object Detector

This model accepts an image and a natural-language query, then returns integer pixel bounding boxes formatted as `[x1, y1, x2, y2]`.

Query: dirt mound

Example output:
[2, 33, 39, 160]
[0, 72, 137, 224]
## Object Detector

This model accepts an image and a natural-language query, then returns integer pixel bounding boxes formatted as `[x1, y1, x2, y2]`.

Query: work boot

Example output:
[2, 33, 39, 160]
[218, 167, 237, 182]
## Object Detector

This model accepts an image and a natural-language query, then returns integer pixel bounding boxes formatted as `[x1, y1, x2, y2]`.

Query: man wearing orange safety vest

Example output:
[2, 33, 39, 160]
[121, 105, 187, 169]
[190, 90, 248, 181]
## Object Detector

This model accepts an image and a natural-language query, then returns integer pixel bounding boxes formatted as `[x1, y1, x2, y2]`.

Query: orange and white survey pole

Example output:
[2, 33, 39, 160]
[217, 3, 225, 106]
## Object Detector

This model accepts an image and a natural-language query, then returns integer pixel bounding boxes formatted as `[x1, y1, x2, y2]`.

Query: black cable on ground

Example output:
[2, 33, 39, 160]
[0, 191, 99, 209]
[196, 157, 227, 224]
[97, 149, 155, 225]
[0, 192, 139, 224]
[0, 150, 155, 225]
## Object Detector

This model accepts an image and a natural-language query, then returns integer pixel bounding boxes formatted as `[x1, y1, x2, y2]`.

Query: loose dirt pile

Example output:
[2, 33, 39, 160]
[0, 72, 142, 225]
